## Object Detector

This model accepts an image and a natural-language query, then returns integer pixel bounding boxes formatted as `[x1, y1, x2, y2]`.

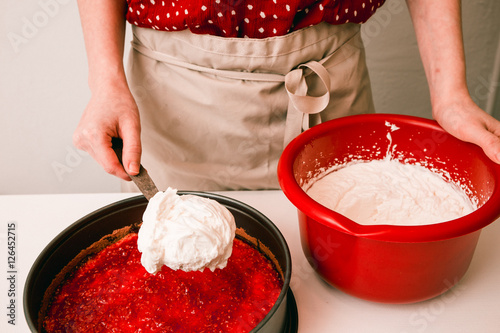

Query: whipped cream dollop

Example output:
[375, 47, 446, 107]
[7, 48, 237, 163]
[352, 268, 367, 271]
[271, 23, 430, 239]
[137, 188, 236, 274]
[306, 159, 477, 226]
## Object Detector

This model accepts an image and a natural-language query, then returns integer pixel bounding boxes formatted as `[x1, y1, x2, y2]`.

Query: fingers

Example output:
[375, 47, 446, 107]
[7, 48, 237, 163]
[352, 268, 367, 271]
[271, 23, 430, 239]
[73, 128, 132, 181]
[119, 118, 142, 176]
[452, 113, 500, 165]
[72, 109, 141, 181]
[99, 135, 133, 181]
[72, 79, 143, 181]
[476, 119, 500, 164]
[433, 97, 500, 165]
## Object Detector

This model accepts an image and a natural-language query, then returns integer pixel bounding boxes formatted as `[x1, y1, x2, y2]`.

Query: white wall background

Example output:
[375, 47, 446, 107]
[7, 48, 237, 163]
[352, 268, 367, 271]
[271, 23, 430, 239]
[1, 0, 499, 195]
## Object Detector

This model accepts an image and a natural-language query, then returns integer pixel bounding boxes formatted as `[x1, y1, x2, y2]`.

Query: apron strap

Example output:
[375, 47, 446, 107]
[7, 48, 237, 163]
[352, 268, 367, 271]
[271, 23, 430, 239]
[284, 61, 331, 145]
[131, 40, 346, 147]
[132, 42, 285, 82]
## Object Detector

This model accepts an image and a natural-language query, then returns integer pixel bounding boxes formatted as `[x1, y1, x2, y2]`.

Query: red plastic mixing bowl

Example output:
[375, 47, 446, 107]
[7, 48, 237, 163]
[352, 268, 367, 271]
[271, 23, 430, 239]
[278, 114, 500, 303]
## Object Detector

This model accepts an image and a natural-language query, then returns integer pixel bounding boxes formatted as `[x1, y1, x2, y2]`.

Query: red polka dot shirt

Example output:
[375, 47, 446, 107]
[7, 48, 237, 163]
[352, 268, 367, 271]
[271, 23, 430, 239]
[126, 0, 386, 38]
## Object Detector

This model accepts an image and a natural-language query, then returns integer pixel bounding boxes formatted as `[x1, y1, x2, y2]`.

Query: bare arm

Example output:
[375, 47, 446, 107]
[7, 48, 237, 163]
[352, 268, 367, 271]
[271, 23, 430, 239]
[73, 0, 141, 180]
[406, 0, 500, 163]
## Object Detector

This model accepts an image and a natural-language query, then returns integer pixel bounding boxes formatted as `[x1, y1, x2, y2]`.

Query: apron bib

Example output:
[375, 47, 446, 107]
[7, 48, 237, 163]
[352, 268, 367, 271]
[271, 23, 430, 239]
[124, 22, 374, 191]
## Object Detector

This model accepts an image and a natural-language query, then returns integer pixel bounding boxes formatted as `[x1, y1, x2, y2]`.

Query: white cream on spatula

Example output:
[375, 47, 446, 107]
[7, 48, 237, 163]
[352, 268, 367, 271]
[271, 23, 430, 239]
[137, 188, 236, 274]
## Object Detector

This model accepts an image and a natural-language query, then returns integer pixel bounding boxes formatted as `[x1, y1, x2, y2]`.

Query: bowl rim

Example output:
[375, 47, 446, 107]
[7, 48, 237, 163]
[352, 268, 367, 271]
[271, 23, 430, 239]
[23, 192, 294, 332]
[278, 113, 500, 242]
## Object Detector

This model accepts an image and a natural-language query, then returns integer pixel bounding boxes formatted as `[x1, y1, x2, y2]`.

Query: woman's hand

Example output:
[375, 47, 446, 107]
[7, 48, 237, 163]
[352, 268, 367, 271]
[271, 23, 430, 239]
[73, 81, 141, 181]
[432, 93, 500, 164]
[406, 0, 500, 164]
[75, 0, 142, 180]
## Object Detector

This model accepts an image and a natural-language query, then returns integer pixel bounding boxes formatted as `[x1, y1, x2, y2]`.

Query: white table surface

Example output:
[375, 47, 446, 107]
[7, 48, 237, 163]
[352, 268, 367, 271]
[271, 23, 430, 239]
[1, 191, 499, 333]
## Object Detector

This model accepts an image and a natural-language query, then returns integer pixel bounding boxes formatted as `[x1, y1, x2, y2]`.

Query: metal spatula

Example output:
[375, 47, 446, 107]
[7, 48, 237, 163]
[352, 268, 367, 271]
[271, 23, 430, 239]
[111, 137, 159, 200]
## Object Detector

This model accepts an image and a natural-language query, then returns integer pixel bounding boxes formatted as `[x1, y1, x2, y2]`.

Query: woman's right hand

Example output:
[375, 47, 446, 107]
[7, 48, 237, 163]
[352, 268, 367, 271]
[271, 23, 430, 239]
[75, 0, 138, 181]
[73, 81, 142, 181]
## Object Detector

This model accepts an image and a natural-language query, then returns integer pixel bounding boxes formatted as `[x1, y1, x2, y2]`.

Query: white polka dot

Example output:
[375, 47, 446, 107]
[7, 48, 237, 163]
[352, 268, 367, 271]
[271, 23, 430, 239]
[336, 14, 339, 20]
[273, 14, 278, 19]
[259, 27, 264, 33]
[362, 3, 366, 8]
[231, 10, 236, 15]
[319, 4, 324, 10]
[354, 10, 357, 16]
[345, 8, 349, 13]
[244, 18, 250, 23]
[129, 7, 133, 12]
[136, 10, 140, 15]
[201, 5, 207, 11]
[208, 20, 213, 24]
[150, 0, 155, 4]
[140, 4, 145, 9]
[248, 5, 253, 10]
[286, 5, 290, 11]
[156, 15, 160, 20]
[218, 12, 223, 17]
[260, 11, 266, 18]
[273, 28, 277, 33]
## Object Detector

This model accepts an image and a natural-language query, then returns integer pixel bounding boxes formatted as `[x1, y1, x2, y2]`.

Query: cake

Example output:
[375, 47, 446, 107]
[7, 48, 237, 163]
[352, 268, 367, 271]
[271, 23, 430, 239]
[40, 225, 283, 333]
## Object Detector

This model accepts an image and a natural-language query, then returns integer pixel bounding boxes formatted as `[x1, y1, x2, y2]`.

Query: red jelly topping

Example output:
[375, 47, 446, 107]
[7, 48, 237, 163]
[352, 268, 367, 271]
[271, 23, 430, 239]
[43, 234, 283, 333]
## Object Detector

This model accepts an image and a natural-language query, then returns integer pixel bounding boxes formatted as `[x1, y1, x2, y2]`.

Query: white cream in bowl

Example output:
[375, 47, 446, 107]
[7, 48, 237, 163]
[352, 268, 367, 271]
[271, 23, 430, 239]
[305, 158, 477, 226]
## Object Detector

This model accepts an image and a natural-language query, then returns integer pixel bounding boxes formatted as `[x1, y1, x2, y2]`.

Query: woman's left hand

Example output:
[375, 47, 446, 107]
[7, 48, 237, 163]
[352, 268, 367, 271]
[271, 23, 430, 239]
[432, 93, 500, 164]
[406, 0, 500, 164]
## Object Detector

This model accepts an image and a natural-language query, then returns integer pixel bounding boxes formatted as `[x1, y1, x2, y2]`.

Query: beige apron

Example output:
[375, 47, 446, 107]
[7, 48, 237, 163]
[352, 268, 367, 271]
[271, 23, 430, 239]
[123, 22, 374, 192]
